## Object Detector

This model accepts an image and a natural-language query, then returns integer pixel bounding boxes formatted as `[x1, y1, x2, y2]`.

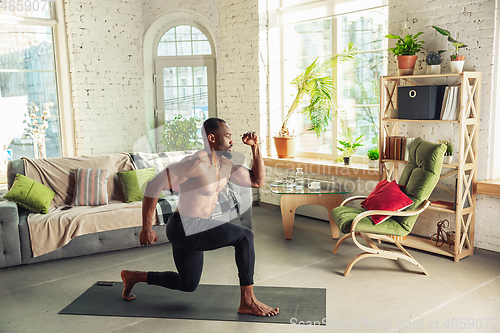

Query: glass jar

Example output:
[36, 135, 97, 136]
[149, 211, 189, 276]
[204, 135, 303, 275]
[295, 167, 304, 189]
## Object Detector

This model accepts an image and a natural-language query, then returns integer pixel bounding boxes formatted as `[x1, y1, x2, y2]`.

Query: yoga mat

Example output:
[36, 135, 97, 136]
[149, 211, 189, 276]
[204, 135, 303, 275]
[60, 282, 326, 324]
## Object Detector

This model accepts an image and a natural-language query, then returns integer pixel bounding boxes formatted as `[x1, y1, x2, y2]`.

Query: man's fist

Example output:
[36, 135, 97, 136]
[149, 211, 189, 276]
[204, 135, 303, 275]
[140, 228, 158, 246]
[242, 131, 259, 146]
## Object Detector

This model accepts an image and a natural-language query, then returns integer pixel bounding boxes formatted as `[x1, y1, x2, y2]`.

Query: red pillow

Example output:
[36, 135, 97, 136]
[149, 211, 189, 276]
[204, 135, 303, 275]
[361, 180, 413, 224]
[362, 179, 390, 206]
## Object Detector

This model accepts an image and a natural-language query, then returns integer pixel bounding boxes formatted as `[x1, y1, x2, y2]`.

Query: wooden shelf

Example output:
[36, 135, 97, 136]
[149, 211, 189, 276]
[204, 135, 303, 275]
[382, 117, 459, 123]
[379, 72, 481, 262]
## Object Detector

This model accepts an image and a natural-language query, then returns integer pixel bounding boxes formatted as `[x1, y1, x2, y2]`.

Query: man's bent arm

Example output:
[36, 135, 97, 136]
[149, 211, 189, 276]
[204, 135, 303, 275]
[249, 143, 265, 187]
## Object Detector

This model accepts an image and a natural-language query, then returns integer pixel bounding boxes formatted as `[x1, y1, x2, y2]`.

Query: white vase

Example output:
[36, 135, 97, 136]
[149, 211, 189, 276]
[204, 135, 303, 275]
[444, 155, 452, 164]
[451, 61, 465, 74]
[427, 65, 441, 74]
[368, 159, 378, 168]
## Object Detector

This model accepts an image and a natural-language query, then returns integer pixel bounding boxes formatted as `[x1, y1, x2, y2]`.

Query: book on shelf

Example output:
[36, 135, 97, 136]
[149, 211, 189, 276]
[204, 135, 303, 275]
[430, 200, 455, 209]
[440, 86, 461, 121]
[383, 136, 413, 161]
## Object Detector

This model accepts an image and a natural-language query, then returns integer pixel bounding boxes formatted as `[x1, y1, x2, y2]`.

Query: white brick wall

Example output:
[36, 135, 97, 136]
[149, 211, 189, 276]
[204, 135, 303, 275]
[65, 0, 146, 155]
[217, 0, 261, 165]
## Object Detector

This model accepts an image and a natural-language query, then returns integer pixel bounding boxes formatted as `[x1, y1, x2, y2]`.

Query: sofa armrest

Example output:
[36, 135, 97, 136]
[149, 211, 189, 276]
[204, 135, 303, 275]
[0, 198, 22, 268]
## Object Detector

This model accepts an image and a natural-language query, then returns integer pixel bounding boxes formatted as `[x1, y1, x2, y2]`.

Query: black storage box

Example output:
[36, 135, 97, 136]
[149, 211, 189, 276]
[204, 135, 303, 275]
[397, 85, 447, 120]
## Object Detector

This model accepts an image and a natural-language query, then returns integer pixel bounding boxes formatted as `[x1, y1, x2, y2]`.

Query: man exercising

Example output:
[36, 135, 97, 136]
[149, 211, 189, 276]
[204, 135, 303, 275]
[121, 118, 279, 317]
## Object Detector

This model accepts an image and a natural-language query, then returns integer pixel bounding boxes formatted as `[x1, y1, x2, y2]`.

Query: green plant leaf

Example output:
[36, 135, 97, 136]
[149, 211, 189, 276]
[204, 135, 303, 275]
[433, 26, 451, 37]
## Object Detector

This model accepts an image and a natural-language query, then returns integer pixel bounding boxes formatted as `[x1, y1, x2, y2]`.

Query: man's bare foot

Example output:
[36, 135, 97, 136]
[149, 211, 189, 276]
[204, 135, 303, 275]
[238, 298, 279, 316]
[121, 270, 148, 301]
[238, 285, 279, 316]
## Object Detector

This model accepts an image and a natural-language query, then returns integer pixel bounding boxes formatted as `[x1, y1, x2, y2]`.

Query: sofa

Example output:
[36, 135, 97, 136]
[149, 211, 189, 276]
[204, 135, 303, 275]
[0, 152, 252, 268]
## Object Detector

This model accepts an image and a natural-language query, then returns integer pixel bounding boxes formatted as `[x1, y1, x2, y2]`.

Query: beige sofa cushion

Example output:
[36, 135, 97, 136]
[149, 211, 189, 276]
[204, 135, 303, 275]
[22, 153, 134, 206]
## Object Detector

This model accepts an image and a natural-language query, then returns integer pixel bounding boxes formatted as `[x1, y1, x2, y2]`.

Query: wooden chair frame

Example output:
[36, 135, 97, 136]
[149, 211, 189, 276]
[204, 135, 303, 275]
[332, 196, 430, 277]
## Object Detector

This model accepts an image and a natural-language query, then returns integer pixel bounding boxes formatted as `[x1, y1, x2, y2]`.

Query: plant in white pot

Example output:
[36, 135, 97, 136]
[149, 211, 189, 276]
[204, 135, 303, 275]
[439, 139, 453, 164]
[426, 51, 442, 74]
[386, 30, 425, 75]
[432, 26, 467, 74]
[367, 147, 379, 168]
[274, 43, 357, 158]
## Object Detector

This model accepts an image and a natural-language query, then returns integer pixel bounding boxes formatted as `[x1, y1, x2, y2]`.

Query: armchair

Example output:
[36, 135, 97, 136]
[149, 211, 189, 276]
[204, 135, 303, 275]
[331, 138, 446, 276]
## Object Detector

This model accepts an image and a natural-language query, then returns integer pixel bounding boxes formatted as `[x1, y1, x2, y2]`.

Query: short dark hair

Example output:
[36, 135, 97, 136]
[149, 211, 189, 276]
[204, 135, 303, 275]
[202, 118, 226, 137]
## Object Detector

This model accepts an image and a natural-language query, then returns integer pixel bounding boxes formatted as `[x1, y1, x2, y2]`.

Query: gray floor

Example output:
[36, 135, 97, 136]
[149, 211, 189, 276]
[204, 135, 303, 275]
[1, 205, 499, 333]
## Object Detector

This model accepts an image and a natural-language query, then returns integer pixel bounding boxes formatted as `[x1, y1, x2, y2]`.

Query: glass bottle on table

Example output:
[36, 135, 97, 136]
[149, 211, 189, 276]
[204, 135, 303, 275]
[295, 168, 304, 190]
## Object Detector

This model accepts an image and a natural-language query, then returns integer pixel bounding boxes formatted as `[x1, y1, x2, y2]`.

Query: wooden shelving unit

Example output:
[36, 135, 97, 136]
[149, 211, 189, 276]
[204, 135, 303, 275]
[379, 72, 481, 262]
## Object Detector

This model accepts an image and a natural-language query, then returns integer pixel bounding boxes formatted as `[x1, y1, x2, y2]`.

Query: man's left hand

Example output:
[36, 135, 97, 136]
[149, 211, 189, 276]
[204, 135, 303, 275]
[242, 131, 259, 146]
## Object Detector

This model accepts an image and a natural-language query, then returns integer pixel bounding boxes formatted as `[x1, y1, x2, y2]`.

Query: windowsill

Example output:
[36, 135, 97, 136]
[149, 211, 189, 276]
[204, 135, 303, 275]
[264, 156, 380, 180]
[477, 179, 500, 197]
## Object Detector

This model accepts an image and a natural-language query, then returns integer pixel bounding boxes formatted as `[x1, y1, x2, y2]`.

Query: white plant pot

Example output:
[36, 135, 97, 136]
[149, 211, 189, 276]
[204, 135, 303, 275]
[368, 159, 378, 168]
[451, 60, 465, 74]
[444, 155, 453, 164]
[427, 65, 441, 74]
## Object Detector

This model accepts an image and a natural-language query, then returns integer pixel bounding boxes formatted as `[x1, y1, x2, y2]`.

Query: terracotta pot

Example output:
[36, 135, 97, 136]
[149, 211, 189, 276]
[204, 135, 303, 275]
[451, 55, 465, 61]
[273, 136, 297, 158]
[397, 55, 418, 76]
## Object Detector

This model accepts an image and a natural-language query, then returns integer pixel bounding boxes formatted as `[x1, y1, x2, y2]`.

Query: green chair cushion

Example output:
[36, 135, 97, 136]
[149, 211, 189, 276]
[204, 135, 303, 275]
[332, 206, 410, 237]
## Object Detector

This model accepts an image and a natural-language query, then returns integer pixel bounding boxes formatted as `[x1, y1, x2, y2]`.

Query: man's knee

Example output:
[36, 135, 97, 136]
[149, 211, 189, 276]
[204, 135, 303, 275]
[180, 281, 199, 292]
[241, 227, 254, 244]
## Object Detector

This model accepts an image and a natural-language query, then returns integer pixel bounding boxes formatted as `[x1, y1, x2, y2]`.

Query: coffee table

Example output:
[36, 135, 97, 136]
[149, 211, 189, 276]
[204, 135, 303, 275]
[266, 179, 352, 240]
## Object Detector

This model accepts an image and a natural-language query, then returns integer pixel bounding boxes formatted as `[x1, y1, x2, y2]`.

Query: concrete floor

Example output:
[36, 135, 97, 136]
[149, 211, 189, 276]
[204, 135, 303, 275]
[1, 205, 499, 333]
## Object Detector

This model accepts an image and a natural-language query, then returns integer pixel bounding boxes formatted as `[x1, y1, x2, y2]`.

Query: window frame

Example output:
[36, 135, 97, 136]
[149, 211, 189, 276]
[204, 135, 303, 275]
[275, 0, 388, 162]
[0, 0, 74, 159]
[152, 22, 217, 150]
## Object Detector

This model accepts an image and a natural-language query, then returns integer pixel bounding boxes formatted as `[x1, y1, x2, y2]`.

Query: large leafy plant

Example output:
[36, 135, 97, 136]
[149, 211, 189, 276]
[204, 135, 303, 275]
[160, 115, 202, 151]
[432, 26, 467, 60]
[278, 43, 357, 137]
[386, 31, 425, 56]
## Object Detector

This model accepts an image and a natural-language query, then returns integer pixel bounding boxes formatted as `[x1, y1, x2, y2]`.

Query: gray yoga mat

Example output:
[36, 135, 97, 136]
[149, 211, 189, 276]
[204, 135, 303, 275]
[60, 282, 326, 324]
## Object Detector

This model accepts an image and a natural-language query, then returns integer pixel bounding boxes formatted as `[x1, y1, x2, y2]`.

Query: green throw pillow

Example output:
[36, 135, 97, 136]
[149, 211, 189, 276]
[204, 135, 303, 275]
[4, 174, 56, 214]
[118, 168, 163, 203]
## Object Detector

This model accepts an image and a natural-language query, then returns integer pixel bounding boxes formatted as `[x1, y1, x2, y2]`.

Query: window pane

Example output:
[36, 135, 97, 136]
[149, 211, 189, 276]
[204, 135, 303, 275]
[283, 18, 333, 153]
[157, 41, 176, 56]
[192, 41, 211, 55]
[193, 66, 207, 86]
[0, 22, 61, 163]
[177, 42, 192, 56]
[0, 71, 61, 160]
[192, 27, 207, 41]
[157, 25, 212, 56]
[0, 0, 53, 19]
[159, 28, 176, 42]
[0, 23, 55, 70]
[177, 67, 193, 86]
[176, 25, 191, 41]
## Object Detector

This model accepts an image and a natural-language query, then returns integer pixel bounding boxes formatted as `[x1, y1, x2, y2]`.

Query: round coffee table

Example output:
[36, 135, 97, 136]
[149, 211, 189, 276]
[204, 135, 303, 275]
[266, 179, 352, 240]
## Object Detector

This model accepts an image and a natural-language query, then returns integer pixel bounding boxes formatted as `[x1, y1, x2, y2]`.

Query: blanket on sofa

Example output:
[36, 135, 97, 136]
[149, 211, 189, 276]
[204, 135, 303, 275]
[23, 153, 140, 257]
[28, 201, 146, 257]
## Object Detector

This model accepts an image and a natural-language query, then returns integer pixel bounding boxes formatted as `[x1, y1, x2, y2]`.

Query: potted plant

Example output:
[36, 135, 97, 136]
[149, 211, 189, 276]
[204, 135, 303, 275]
[432, 26, 467, 73]
[160, 115, 202, 151]
[386, 31, 425, 75]
[439, 139, 453, 164]
[367, 147, 379, 168]
[426, 51, 442, 74]
[274, 43, 357, 158]
[336, 134, 363, 165]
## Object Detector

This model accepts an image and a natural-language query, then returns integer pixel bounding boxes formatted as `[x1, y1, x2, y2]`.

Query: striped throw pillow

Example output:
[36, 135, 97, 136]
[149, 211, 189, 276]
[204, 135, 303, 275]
[72, 168, 110, 206]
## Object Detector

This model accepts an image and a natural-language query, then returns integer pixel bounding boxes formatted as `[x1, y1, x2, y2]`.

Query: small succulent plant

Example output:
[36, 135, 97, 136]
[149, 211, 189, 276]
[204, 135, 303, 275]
[426, 51, 442, 65]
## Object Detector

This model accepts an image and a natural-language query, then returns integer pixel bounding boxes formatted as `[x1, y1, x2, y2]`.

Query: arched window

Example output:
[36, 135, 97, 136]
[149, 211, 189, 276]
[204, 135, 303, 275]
[153, 23, 216, 149]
